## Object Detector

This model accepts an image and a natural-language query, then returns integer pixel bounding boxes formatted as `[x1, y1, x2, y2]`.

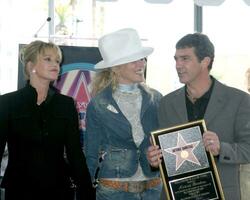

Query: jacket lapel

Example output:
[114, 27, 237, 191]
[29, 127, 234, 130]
[173, 87, 188, 123]
[204, 80, 226, 125]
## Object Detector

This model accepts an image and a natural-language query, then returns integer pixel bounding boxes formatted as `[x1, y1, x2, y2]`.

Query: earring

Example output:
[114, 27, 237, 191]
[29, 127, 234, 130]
[32, 69, 36, 74]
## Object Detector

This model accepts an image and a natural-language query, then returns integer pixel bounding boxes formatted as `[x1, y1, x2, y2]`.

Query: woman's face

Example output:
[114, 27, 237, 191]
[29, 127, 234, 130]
[29, 49, 61, 83]
[113, 58, 146, 84]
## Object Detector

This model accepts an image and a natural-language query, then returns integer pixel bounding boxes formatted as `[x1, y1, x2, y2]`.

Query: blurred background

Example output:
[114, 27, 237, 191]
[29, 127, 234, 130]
[0, 0, 250, 95]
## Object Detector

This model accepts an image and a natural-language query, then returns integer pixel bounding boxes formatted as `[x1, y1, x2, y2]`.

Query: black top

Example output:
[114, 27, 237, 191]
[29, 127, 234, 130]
[186, 77, 215, 121]
[0, 84, 95, 199]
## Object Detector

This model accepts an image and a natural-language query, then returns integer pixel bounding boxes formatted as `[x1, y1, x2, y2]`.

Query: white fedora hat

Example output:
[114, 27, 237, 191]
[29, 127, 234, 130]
[95, 28, 153, 69]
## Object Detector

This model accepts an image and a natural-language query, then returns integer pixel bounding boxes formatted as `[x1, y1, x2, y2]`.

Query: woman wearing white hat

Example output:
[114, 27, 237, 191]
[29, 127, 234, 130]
[84, 28, 162, 200]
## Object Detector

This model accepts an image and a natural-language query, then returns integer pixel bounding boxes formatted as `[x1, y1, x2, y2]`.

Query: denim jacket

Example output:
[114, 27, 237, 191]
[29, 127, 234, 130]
[84, 84, 162, 181]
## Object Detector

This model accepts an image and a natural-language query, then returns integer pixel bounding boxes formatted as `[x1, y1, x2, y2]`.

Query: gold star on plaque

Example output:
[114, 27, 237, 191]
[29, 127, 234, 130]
[164, 133, 201, 171]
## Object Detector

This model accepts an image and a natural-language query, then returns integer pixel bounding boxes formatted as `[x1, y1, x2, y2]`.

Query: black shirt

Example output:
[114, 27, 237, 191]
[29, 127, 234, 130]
[186, 77, 214, 121]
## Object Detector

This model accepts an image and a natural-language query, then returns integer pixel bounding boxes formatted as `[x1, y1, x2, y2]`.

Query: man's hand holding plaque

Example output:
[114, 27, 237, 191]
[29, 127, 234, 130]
[148, 120, 225, 200]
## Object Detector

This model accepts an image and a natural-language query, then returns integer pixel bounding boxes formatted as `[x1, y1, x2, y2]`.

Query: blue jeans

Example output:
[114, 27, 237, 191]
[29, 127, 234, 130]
[96, 183, 162, 200]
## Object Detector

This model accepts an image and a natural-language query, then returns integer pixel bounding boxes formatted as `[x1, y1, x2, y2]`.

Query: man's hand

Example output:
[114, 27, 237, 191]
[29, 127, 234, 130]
[203, 130, 220, 156]
[147, 145, 163, 168]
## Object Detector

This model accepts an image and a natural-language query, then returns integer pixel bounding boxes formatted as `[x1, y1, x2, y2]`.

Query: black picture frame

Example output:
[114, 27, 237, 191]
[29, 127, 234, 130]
[151, 120, 225, 200]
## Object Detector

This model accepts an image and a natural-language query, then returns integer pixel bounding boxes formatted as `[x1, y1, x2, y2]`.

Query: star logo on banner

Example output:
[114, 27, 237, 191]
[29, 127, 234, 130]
[164, 133, 201, 171]
[72, 72, 91, 131]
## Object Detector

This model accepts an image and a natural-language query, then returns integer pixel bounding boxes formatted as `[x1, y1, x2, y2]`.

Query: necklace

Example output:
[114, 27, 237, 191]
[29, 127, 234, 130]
[37, 95, 47, 105]
[186, 88, 198, 103]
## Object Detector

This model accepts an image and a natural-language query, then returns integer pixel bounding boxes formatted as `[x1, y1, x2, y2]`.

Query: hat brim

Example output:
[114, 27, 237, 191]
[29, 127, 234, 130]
[95, 47, 153, 69]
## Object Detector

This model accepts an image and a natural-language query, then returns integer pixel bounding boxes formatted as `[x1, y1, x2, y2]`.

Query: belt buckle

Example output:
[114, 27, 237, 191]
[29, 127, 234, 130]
[127, 181, 146, 193]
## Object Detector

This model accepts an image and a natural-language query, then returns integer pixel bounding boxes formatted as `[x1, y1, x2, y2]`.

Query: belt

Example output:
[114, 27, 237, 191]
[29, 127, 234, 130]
[99, 178, 161, 193]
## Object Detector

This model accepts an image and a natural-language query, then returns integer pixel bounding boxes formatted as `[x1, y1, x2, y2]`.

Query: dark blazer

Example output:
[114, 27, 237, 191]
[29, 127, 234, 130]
[158, 79, 250, 200]
[0, 84, 95, 199]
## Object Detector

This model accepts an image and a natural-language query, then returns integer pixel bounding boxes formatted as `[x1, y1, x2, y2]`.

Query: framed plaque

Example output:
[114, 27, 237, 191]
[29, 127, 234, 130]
[151, 120, 224, 200]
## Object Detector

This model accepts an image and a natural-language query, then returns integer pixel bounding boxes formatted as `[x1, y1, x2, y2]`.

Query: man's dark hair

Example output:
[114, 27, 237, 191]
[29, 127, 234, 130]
[176, 33, 215, 70]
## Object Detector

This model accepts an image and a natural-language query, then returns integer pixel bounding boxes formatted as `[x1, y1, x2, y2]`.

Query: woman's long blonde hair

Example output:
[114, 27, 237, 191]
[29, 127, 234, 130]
[91, 66, 153, 99]
[91, 68, 118, 97]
